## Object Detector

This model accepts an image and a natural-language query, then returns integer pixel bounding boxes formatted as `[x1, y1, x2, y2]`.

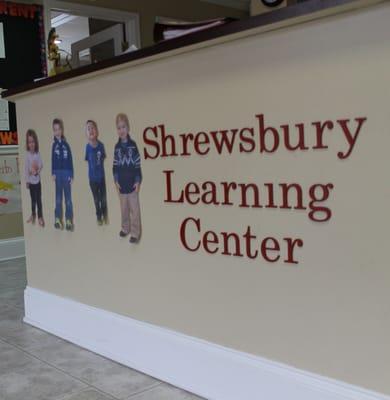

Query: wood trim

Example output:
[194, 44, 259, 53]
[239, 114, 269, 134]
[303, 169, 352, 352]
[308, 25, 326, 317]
[2, 0, 382, 98]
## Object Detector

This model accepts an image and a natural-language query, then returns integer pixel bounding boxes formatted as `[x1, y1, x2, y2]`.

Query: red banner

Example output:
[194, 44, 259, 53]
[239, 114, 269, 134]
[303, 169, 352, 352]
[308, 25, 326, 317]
[0, 131, 18, 145]
[0, 1, 38, 19]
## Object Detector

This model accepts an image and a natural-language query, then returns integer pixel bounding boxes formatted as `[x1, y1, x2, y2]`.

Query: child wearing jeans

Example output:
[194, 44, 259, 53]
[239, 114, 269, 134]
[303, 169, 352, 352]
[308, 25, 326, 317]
[113, 113, 142, 243]
[51, 118, 74, 231]
[85, 120, 108, 225]
[25, 129, 44, 227]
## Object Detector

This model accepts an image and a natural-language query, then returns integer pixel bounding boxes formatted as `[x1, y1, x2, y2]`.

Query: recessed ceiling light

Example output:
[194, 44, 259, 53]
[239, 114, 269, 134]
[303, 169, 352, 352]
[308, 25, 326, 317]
[261, 0, 284, 6]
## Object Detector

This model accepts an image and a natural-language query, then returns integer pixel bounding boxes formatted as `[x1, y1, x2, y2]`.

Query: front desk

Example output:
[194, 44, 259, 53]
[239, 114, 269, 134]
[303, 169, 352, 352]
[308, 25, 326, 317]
[6, 1, 390, 399]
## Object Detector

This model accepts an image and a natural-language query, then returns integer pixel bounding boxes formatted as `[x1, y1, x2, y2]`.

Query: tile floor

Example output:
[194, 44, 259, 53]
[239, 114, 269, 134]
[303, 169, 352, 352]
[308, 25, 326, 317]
[0, 257, 203, 400]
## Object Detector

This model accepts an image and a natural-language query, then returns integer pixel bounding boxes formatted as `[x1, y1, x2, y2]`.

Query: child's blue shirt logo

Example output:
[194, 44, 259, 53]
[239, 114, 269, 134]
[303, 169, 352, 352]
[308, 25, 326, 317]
[86, 142, 105, 183]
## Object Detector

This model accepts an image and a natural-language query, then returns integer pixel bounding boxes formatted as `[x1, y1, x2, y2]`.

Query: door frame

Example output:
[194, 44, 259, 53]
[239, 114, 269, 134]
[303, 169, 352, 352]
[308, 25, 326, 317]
[42, 0, 140, 70]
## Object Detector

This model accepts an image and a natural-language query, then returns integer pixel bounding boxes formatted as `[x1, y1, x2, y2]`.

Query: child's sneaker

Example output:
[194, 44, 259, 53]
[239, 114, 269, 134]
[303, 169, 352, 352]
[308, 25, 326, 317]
[97, 218, 103, 226]
[38, 217, 45, 227]
[129, 237, 139, 244]
[54, 218, 63, 230]
[65, 220, 74, 231]
[103, 214, 109, 225]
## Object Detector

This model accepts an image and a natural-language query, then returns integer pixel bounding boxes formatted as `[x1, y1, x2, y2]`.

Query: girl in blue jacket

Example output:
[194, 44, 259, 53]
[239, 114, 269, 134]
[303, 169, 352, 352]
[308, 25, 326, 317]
[51, 118, 74, 231]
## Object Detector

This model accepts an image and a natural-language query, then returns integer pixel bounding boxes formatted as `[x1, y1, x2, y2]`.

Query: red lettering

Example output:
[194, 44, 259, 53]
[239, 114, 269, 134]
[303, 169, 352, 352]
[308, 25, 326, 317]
[312, 120, 334, 150]
[29, 5, 37, 19]
[143, 126, 160, 160]
[0, 2, 7, 14]
[179, 218, 303, 264]
[18, 4, 28, 18]
[194, 132, 210, 155]
[257, 114, 279, 153]
[159, 124, 178, 157]
[184, 182, 200, 205]
[239, 127, 255, 153]
[337, 117, 366, 159]
[201, 181, 219, 205]
[12, 132, 18, 145]
[261, 237, 280, 262]
[180, 217, 201, 252]
[221, 231, 243, 257]
[279, 183, 306, 210]
[221, 182, 237, 206]
[264, 183, 277, 208]
[281, 123, 309, 151]
[308, 183, 334, 222]
[179, 132, 194, 156]
[209, 129, 238, 154]
[163, 170, 184, 203]
[0, 132, 14, 145]
[203, 230, 219, 254]
[243, 226, 259, 259]
[9, 4, 17, 16]
[238, 183, 262, 208]
[284, 238, 304, 264]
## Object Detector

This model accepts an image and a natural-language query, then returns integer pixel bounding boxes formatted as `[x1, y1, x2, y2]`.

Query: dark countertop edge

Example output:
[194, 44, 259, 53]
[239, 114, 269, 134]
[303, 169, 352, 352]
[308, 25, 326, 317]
[2, 0, 379, 99]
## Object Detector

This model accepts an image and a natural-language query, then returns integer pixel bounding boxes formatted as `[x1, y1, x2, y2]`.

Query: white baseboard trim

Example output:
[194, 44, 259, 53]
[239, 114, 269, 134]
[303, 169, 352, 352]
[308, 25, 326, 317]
[24, 286, 390, 400]
[0, 237, 25, 261]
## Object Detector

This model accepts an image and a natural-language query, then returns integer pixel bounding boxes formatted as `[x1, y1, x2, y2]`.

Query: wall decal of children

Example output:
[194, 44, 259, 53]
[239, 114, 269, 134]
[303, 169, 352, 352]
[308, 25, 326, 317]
[113, 113, 142, 244]
[85, 120, 108, 225]
[51, 118, 74, 231]
[25, 129, 45, 227]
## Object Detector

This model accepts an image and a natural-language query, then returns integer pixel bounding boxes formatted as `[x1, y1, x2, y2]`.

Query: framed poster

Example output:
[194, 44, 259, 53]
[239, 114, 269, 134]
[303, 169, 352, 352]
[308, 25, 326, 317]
[0, 2, 46, 89]
[0, 100, 17, 146]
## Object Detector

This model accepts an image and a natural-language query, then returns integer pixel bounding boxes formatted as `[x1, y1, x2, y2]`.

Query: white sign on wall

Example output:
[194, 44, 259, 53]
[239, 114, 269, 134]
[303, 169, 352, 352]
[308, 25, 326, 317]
[0, 155, 21, 215]
[0, 23, 5, 59]
[0, 99, 10, 131]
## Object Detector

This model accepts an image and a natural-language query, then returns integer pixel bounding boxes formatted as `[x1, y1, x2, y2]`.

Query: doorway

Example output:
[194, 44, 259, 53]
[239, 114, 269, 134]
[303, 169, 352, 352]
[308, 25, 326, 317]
[43, 0, 140, 70]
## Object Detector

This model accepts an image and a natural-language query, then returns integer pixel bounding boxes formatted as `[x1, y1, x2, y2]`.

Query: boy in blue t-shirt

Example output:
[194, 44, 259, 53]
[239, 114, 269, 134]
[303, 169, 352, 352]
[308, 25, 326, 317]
[85, 120, 108, 225]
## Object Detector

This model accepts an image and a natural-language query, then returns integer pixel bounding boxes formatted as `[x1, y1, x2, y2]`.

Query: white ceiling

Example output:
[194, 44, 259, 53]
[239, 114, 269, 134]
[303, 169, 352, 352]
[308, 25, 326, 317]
[51, 12, 90, 57]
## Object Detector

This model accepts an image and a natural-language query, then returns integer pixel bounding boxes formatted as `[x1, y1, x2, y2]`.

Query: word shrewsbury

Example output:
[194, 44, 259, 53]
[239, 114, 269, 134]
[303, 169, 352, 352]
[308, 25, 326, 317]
[143, 114, 367, 159]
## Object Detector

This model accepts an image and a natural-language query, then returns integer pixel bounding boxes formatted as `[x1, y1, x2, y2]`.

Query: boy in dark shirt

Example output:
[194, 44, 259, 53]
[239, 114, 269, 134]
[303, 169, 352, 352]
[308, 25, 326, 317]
[85, 120, 108, 225]
[113, 113, 142, 243]
[51, 118, 74, 231]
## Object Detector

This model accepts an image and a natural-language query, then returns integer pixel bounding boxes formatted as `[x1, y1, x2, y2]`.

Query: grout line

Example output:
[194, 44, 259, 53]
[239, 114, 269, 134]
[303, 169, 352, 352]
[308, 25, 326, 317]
[0, 325, 163, 400]
[0, 259, 26, 266]
[0, 352, 88, 400]
[0, 260, 168, 400]
[0, 335, 121, 400]
[51, 387, 95, 400]
[0, 336, 10, 345]
[124, 382, 164, 399]
[54, 386, 120, 400]
[0, 299, 25, 310]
